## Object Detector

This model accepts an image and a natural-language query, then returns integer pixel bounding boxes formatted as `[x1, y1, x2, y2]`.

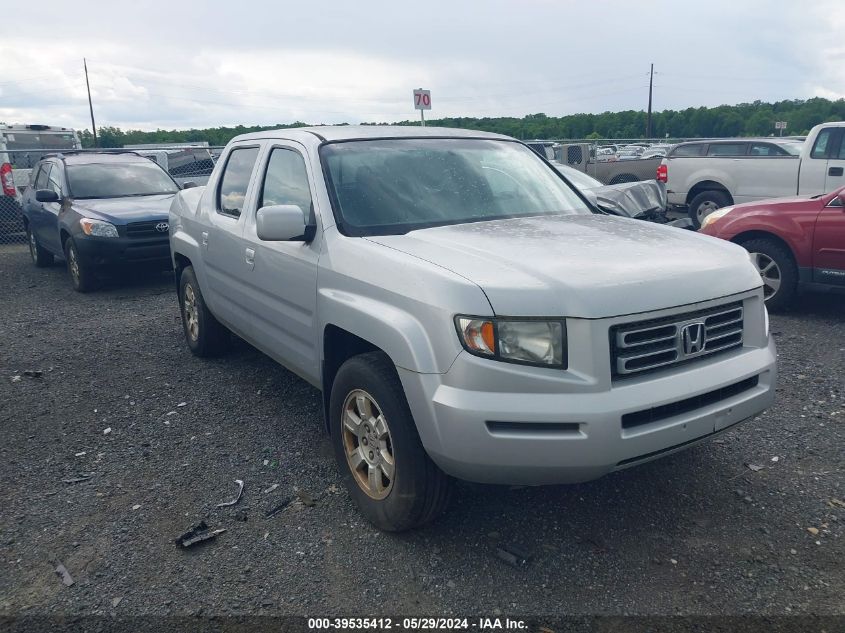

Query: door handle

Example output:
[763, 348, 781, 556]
[244, 248, 255, 268]
[829, 166, 844, 177]
[201, 231, 208, 247]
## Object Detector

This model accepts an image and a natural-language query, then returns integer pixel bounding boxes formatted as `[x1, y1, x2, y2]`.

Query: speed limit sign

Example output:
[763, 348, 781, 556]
[413, 89, 431, 110]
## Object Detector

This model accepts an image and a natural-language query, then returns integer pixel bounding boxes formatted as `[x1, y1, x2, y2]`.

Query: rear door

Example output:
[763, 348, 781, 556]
[241, 142, 321, 382]
[201, 143, 261, 330]
[812, 193, 845, 286]
[798, 127, 842, 195]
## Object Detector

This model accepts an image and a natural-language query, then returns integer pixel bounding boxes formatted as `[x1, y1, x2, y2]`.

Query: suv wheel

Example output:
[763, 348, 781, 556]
[178, 265, 229, 356]
[64, 237, 96, 292]
[740, 237, 797, 311]
[688, 190, 731, 229]
[27, 228, 54, 267]
[329, 352, 452, 531]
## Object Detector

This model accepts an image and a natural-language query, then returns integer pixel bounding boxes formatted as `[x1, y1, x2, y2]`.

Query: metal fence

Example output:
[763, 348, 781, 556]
[0, 147, 224, 245]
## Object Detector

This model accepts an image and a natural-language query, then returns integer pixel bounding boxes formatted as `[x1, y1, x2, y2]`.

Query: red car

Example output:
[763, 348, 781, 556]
[699, 186, 845, 310]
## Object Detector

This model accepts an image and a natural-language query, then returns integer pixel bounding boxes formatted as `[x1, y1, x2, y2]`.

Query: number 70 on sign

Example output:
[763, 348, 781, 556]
[413, 89, 431, 110]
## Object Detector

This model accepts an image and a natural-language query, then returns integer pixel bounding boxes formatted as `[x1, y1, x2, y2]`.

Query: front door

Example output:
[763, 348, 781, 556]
[799, 127, 842, 195]
[813, 193, 845, 286]
[241, 143, 321, 383]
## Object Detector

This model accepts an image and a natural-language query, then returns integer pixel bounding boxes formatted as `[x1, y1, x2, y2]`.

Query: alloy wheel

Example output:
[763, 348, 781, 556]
[68, 245, 80, 283]
[183, 283, 200, 341]
[750, 252, 781, 300]
[696, 200, 721, 224]
[341, 389, 395, 500]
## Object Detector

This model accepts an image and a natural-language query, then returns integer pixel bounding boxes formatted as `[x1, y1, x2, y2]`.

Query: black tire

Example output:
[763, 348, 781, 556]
[329, 351, 452, 531]
[178, 265, 229, 357]
[27, 227, 54, 267]
[608, 173, 639, 185]
[688, 189, 731, 229]
[739, 237, 798, 311]
[64, 237, 96, 292]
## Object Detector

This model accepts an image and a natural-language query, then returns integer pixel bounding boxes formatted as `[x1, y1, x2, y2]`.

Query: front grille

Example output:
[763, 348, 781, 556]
[610, 302, 744, 378]
[621, 375, 760, 430]
[126, 220, 168, 239]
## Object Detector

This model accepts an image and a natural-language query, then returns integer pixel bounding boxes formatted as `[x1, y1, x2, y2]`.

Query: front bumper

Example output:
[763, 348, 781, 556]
[74, 234, 171, 269]
[399, 293, 777, 485]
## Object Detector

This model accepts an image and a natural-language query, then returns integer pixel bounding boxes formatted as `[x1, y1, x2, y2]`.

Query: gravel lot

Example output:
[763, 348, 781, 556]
[0, 242, 843, 618]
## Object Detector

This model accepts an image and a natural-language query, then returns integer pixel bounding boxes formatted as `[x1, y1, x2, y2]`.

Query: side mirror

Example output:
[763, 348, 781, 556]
[181, 181, 197, 189]
[35, 189, 60, 203]
[256, 204, 306, 241]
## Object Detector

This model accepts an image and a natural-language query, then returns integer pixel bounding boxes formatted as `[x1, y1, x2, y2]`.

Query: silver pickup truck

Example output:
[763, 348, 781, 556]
[169, 126, 777, 531]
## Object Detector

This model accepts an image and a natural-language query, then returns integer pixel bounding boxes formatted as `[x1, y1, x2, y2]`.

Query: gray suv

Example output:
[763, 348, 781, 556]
[169, 126, 777, 531]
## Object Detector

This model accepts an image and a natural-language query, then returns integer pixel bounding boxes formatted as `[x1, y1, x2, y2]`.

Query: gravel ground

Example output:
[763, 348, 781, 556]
[0, 242, 843, 618]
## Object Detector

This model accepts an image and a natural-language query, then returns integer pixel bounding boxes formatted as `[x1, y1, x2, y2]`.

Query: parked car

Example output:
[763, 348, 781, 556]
[658, 123, 845, 228]
[699, 186, 845, 309]
[1, 124, 81, 236]
[169, 126, 776, 531]
[552, 163, 691, 228]
[21, 151, 180, 291]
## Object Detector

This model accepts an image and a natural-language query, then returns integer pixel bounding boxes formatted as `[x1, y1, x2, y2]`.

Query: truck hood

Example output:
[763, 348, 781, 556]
[71, 193, 175, 224]
[368, 214, 761, 318]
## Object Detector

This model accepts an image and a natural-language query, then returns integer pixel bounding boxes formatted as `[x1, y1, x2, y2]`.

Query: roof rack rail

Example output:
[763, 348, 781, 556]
[40, 149, 143, 160]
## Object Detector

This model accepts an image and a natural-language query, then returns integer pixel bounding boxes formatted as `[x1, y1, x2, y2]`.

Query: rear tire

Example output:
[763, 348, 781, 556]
[688, 190, 731, 228]
[64, 237, 96, 292]
[178, 265, 229, 357]
[329, 351, 452, 531]
[27, 228, 54, 267]
[739, 238, 798, 311]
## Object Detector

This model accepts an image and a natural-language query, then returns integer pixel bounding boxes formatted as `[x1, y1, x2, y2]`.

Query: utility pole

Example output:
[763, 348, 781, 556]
[646, 63, 654, 139]
[84, 58, 98, 147]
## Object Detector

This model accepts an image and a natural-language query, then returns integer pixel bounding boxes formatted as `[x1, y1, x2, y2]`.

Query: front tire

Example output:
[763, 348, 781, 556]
[178, 265, 229, 357]
[329, 352, 452, 531]
[27, 228, 54, 267]
[64, 237, 96, 292]
[688, 190, 731, 229]
[740, 237, 798, 311]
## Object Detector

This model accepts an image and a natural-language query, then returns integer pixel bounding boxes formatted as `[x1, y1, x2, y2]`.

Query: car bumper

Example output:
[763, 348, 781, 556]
[74, 234, 171, 269]
[399, 324, 776, 486]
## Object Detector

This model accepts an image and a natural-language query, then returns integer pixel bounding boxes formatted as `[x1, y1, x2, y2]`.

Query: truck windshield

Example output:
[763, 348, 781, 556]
[67, 162, 180, 199]
[321, 138, 591, 235]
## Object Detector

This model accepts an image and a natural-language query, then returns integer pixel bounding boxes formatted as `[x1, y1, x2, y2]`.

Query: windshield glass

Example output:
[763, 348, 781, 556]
[66, 162, 179, 198]
[321, 138, 591, 235]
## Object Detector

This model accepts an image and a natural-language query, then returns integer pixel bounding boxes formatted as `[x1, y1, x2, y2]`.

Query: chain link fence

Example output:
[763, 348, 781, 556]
[0, 146, 224, 245]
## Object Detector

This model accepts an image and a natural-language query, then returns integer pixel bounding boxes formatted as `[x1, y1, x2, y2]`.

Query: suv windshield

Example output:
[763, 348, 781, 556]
[321, 138, 591, 235]
[66, 162, 179, 199]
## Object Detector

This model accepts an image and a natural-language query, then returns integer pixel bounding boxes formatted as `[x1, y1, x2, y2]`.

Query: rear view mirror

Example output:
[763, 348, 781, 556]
[256, 204, 306, 241]
[35, 189, 60, 203]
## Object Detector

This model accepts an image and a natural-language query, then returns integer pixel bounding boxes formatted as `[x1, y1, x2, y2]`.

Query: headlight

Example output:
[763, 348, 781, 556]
[454, 316, 566, 368]
[79, 218, 119, 238]
[700, 206, 734, 230]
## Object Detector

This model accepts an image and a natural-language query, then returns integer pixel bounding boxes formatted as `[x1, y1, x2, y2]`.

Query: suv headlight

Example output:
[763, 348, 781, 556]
[454, 316, 567, 368]
[700, 206, 734, 230]
[79, 218, 119, 238]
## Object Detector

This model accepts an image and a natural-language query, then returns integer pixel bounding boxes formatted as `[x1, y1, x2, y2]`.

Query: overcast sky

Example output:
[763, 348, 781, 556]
[2, 0, 844, 132]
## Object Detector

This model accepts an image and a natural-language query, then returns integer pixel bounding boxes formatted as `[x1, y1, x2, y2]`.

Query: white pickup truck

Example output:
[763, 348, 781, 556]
[659, 121, 845, 227]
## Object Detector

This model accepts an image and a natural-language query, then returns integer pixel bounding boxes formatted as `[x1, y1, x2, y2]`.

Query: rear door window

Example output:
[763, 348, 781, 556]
[707, 143, 748, 156]
[217, 147, 260, 217]
[749, 143, 788, 156]
[671, 144, 705, 157]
